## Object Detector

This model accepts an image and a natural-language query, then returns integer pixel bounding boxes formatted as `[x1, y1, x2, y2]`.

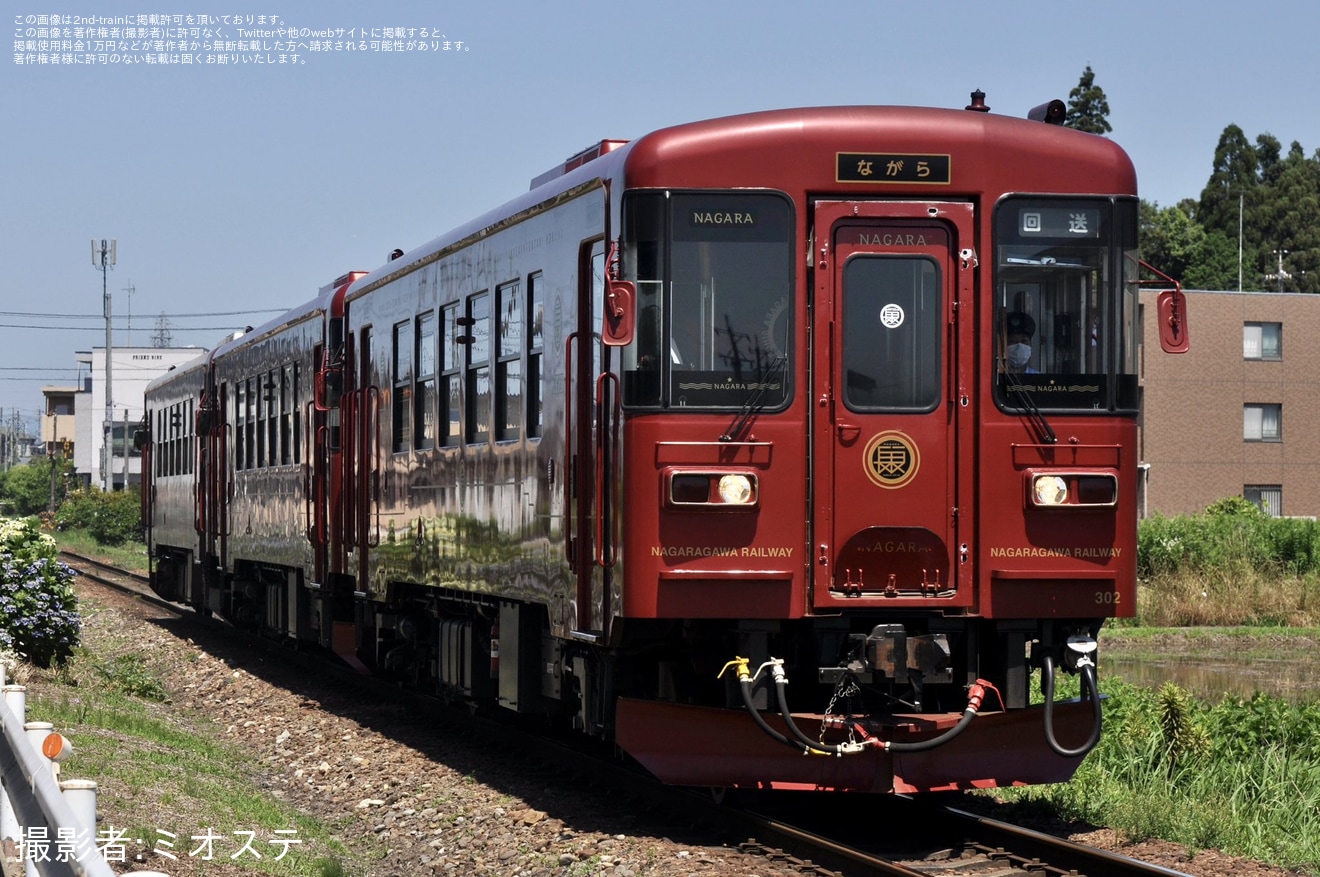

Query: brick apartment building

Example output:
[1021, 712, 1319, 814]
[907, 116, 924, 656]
[1139, 289, 1320, 519]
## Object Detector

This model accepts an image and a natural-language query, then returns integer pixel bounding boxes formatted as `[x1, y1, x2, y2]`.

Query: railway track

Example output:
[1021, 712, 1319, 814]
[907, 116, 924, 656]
[61, 551, 1194, 877]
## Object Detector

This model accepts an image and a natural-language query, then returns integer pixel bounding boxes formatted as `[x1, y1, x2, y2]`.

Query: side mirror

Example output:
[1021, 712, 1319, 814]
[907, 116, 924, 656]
[133, 430, 149, 451]
[602, 279, 636, 347]
[1157, 288, 1189, 354]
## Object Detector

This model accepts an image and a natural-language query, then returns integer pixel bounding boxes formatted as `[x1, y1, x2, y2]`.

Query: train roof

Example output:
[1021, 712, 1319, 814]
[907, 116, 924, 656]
[342, 102, 1134, 300]
[619, 103, 1136, 191]
[208, 288, 336, 360]
[143, 347, 210, 395]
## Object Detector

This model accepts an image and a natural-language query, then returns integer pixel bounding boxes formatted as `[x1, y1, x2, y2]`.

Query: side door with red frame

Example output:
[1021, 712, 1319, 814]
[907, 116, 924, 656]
[567, 239, 611, 637]
[811, 200, 975, 609]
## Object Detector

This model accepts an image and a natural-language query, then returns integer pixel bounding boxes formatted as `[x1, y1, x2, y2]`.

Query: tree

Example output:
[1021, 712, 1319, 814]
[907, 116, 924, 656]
[1254, 141, 1320, 292]
[1183, 230, 1240, 291]
[0, 459, 73, 517]
[1065, 66, 1112, 135]
[1140, 200, 1205, 281]
[1197, 125, 1259, 243]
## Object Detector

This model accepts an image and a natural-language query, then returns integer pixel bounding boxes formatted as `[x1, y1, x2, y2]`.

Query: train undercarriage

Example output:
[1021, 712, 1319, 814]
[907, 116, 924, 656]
[150, 549, 1103, 793]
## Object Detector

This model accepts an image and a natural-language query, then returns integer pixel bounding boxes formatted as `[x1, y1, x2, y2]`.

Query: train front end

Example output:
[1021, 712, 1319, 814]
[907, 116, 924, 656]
[605, 102, 1173, 793]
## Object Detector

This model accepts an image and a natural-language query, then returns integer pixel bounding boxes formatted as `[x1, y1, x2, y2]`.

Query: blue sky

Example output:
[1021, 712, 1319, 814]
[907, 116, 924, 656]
[4, 0, 1319, 428]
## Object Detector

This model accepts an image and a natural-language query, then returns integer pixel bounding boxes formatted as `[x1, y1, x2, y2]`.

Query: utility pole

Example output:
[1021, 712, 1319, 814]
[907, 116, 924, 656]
[92, 238, 116, 491]
[48, 414, 58, 513]
[1270, 248, 1290, 293]
[122, 406, 130, 491]
[123, 281, 135, 346]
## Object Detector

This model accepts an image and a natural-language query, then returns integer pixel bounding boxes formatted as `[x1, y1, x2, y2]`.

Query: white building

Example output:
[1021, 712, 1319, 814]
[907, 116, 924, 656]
[73, 346, 207, 490]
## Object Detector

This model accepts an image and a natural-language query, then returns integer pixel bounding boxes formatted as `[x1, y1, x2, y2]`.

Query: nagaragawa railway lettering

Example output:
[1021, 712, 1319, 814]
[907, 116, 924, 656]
[990, 546, 1122, 558]
[653, 546, 793, 558]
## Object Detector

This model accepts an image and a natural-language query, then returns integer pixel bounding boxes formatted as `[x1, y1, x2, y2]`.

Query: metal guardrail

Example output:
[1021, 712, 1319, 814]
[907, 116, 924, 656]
[0, 694, 115, 877]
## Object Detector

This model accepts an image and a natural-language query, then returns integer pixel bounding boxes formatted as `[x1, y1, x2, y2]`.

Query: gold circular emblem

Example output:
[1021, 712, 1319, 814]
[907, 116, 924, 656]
[862, 431, 920, 489]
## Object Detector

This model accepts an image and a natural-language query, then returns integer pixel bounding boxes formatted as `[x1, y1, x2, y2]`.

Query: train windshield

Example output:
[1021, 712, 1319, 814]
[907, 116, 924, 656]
[621, 191, 794, 409]
[993, 197, 1140, 412]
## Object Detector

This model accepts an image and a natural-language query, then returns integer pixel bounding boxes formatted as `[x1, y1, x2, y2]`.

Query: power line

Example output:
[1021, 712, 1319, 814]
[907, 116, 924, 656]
[0, 308, 289, 319]
[0, 322, 251, 331]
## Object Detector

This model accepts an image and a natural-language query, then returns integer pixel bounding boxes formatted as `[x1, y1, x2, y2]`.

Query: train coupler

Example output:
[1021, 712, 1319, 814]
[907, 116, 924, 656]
[1063, 633, 1098, 673]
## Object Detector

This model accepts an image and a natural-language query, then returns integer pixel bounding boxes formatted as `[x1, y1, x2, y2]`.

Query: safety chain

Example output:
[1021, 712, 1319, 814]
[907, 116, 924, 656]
[819, 673, 862, 745]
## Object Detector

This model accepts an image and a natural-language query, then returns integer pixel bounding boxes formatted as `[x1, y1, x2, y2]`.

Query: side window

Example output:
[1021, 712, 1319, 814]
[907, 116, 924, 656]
[359, 326, 373, 391]
[234, 381, 246, 470]
[497, 281, 523, 441]
[283, 363, 298, 465]
[243, 379, 258, 470]
[466, 292, 491, 443]
[392, 320, 413, 453]
[255, 376, 267, 467]
[415, 311, 436, 450]
[264, 369, 278, 467]
[440, 306, 461, 446]
[527, 273, 544, 439]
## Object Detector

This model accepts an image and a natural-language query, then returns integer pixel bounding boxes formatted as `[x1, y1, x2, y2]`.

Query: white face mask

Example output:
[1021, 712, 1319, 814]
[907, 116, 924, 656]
[1006, 343, 1032, 368]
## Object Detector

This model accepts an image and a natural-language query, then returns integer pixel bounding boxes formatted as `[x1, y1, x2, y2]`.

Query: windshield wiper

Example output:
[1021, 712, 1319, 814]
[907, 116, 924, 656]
[720, 354, 787, 442]
[1000, 362, 1057, 444]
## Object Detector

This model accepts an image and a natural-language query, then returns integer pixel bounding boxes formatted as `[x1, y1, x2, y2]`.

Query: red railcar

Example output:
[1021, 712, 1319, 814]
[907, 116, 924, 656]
[143, 95, 1187, 795]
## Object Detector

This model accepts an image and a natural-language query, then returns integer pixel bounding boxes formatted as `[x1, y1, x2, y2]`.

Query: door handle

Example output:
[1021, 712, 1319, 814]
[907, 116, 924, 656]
[837, 422, 861, 442]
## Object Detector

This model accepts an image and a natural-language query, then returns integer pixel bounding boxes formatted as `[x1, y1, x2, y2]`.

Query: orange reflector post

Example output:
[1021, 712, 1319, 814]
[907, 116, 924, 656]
[42, 732, 73, 762]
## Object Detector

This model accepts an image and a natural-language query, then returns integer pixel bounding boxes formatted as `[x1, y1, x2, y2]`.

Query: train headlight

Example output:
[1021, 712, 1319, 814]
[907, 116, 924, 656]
[717, 474, 754, 505]
[1033, 475, 1069, 506]
[666, 470, 759, 508]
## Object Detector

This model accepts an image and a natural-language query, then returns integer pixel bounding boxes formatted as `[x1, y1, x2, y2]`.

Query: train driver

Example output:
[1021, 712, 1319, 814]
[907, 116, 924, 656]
[1004, 311, 1039, 374]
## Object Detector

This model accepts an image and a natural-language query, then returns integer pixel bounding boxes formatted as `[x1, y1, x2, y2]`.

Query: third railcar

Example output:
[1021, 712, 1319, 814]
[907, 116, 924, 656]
[143, 93, 1187, 794]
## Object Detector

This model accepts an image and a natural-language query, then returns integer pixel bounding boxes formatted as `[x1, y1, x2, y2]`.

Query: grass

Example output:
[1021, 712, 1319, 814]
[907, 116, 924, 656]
[54, 528, 151, 573]
[1137, 565, 1320, 627]
[994, 677, 1320, 873]
[21, 592, 368, 876]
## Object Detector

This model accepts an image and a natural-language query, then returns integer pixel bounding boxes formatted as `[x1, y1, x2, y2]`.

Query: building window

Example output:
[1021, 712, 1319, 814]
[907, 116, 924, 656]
[1244, 484, 1282, 517]
[1244, 322, 1282, 360]
[392, 320, 413, 453]
[496, 281, 523, 440]
[466, 292, 491, 443]
[1244, 403, 1282, 442]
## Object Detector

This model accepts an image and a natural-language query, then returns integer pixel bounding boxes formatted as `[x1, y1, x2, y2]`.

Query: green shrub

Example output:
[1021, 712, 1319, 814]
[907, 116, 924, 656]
[1138, 498, 1320, 579]
[56, 488, 142, 547]
[0, 517, 81, 667]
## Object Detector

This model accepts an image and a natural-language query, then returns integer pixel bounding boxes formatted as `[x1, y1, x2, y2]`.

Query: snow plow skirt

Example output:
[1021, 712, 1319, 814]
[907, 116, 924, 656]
[615, 697, 1097, 793]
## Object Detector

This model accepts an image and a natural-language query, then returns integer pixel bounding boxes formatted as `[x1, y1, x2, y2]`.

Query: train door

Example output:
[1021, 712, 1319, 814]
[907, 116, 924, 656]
[196, 377, 228, 605]
[567, 239, 611, 637]
[810, 201, 974, 608]
[348, 325, 380, 588]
